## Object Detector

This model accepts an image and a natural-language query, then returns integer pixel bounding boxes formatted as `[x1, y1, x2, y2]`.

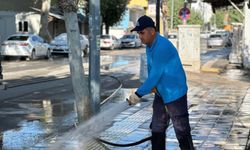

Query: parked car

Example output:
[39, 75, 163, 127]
[120, 34, 142, 48]
[1, 34, 50, 60]
[200, 31, 211, 39]
[215, 30, 232, 47]
[167, 32, 178, 48]
[100, 35, 121, 50]
[207, 34, 227, 48]
[49, 33, 89, 56]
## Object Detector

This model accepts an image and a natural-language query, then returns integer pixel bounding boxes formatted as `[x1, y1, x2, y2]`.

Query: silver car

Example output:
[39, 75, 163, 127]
[1, 34, 50, 60]
[50, 33, 89, 56]
[120, 34, 142, 48]
[207, 34, 227, 48]
[168, 33, 178, 49]
[100, 35, 121, 50]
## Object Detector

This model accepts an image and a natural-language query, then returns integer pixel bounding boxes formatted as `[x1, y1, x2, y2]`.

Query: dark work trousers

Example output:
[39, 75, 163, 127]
[151, 94, 194, 150]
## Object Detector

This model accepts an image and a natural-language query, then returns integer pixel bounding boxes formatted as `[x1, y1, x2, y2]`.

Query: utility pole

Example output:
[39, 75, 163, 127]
[89, 0, 101, 114]
[0, 47, 2, 82]
[156, 0, 160, 32]
[0, 36, 2, 81]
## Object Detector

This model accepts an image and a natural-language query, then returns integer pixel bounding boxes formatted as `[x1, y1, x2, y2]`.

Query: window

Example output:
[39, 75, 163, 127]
[18, 22, 22, 32]
[18, 21, 29, 32]
[23, 21, 28, 32]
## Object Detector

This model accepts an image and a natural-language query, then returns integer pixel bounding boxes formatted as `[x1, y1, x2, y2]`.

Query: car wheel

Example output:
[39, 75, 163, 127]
[83, 46, 89, 57]
[30, 50, 37, 60]
[45, 49, 51, 59]
[134, 43, 137, 48]
[46, 49, 52, 59]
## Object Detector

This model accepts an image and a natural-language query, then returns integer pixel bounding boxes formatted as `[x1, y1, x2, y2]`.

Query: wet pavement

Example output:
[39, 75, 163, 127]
[44, 51, 250, 149]
[1, 48, 250, 149]
[94, 75, 250, 150]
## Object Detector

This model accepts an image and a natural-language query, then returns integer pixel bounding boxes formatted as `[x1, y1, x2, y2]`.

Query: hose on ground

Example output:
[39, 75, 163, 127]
[96, 136, 152, 147]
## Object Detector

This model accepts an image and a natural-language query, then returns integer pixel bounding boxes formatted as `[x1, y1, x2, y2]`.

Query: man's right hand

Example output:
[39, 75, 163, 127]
[126, 93, 140, 105]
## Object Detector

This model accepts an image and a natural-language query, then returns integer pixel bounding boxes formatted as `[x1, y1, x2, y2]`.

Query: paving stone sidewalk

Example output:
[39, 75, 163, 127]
[96, 72, 250, 150]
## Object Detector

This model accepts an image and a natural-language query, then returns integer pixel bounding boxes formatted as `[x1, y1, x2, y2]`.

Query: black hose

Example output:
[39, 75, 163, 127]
[97, 103, 196, 147]
[96, 136, 152, 147]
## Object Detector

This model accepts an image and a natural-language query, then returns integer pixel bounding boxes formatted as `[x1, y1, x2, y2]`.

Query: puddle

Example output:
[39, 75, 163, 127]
[0, 99, 77, 149]
[49, 101, 130, 150]
[0, 87, 133, 149]
[201, 48, 231, 64]
[101, 55, 139, 70]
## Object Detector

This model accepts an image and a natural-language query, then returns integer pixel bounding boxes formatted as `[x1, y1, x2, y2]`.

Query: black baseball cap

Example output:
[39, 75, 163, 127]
[131, 15, 155, 32]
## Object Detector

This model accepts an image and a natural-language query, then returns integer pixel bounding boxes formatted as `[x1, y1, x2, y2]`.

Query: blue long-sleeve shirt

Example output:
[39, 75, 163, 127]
[136, 33, 188, 104]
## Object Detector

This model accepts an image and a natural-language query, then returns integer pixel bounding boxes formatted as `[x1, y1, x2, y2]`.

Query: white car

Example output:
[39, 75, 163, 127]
[120, 34, 142, 48]
[100, 35, 120, 50]
[49, 33, 89, 56]
[1, 34, 50, 60]
[168, 33, 178, 49]
[207, 34, 227, 48]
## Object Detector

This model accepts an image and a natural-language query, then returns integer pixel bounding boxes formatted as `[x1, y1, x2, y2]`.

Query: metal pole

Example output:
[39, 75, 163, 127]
[0, 51, 2, 81]
[89, 0, 100, 114]
[156, 0, 160, 32]
[0, 36, 3, 82]
[228, 0, 245, 17]
[171, 0, 174, 29]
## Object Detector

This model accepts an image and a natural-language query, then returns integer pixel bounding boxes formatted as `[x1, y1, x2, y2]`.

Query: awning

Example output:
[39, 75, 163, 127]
[30, 7, 64, 20]
[30, 7, 87, 22]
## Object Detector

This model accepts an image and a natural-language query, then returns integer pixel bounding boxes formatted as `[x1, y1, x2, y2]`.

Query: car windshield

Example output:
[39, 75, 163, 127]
[216, 31, 228, 34]
[101, 35, 110, 39]
[54, 34, 67, 40]
[7, 36, 29, 41]
[122, 35, 135, 39]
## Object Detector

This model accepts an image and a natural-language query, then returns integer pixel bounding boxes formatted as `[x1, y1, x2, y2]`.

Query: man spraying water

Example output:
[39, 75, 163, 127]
[127, 15, 194, 150]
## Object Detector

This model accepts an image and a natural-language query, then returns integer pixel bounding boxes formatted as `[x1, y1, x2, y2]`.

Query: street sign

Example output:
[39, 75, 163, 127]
[178, 7, 190, 21]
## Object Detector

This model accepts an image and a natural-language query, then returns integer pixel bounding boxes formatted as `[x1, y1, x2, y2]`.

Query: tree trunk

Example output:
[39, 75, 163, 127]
[39, 0, 52, 43]
[161, 0, 168, 37]
[58, 0, 93, 122]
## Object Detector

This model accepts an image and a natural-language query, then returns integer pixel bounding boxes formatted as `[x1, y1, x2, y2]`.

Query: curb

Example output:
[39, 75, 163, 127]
[201, 59, 224, 73]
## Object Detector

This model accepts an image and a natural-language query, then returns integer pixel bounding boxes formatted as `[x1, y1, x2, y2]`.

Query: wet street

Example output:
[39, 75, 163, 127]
[0, 48, 144, 149]
[0, 47, 250, 149]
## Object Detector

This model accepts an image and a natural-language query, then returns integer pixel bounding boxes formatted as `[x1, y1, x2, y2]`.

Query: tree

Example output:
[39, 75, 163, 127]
[57, 0, 92, 122]
[167, 0, 185, 29]
[167, 0, 204, 29]
[210, 7, 244, 29]
[100, 0, 128, 34]
[187, 9, 203, 25]
[39, 0, 52, 42]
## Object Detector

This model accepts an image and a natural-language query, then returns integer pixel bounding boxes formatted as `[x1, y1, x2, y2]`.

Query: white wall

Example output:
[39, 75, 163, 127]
[0, 11, 16, 43]
[0, 11, 41, 43]
[16, 12, 41, 34]
[102, 27, 126, 39]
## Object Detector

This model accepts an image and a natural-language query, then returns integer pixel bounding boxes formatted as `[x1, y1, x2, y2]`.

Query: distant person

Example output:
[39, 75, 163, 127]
[127, 15, 194, 150]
